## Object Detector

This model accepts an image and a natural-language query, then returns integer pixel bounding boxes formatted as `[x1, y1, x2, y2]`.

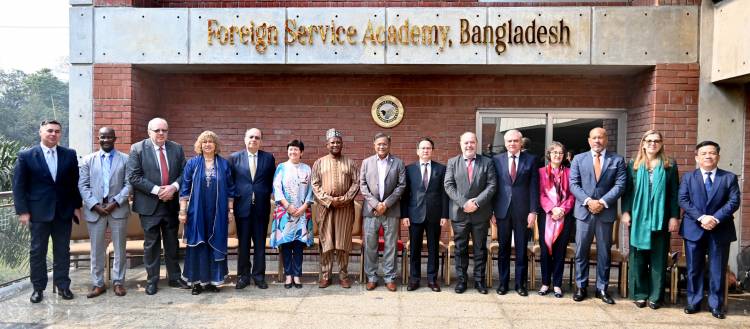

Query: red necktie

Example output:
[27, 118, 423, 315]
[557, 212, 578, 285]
[510, 155, 517, 182]
[422, 163, 429, 190]
[467, 158, 474, 183]
[159, 146, 169, 185]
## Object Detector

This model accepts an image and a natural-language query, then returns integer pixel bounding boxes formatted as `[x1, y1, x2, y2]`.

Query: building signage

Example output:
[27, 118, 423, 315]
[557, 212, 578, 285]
[205, 14, 571, 55]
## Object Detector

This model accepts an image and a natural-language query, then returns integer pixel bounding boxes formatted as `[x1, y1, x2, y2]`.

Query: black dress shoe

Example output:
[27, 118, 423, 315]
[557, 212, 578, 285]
[475, 281, 488, 294]
[595, 289, 615, 305]
[406, 282, 419, 291]
[496, 286, 508, 295]
[573, 287, 587, 302]
[647, 300, 662, 310]
[169, 278, 190, 289]
[427, 281, 441, 292]
[57, 287, 74, 300]
[235, 278, 250, 290]
[710, 307, 725, 319]
[284, 282, 293, 289]
[254, 280, 269, 289]
[633, 300, 647, 308]
[516, 287, 528, 297]
[454, 281, 467, 294]
[684, 304, 699, 314]
[145, 282, 158, 295]
[204, 284, 220, 293]
[30, 290, 43, 303]
[191, 284, 203, 295]
[293, 282, 303, 289]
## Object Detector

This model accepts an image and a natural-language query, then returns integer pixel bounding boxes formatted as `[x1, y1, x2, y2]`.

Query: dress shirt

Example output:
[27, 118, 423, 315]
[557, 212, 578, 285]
[583, 149, 608, 209]
[376, 155, 389, 201]
[40, 143, 57, 181]
[149, 142, 180, 195]
[420, 160, 432, 187]
[698, 167, 719, 223]
[507, 152, 519, 175]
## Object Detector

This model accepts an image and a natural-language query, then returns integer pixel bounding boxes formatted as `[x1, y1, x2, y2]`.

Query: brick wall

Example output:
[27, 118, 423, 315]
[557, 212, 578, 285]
[93, 64, 160, 153]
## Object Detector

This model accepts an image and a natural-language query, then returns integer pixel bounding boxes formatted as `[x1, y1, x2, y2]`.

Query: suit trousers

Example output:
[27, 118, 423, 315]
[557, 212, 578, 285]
[628, 230, 668, 302]
[88, 215, 128, 287]
[538, 214, 573, 288]
[408, 219, 442, 283]
[236, 211, 269, 282]
[140, 203, 181, 284]
[496, 206, 531, 289]
[685, 236, 730, 309]
[29, 217, 72, 290]
[451, 214, 489, 283]
[364, 216, 399, 283]
[574, 216, 613, 291]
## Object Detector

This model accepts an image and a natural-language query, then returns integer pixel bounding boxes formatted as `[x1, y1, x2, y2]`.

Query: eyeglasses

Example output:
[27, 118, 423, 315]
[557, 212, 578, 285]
[644, 139, 662, 144]
[247, 135, 261, 140]
[150, 129, 168, 133]
[549, 151, 564, 155]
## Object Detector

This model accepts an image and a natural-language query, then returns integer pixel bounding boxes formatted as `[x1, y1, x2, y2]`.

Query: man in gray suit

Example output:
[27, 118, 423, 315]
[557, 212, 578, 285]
[569, 127, 626, 304]
[79, 127, 131, 298]
[360, 132, 406, 292]
[127, 118, 187, 295]
[444, 132, 497, 294]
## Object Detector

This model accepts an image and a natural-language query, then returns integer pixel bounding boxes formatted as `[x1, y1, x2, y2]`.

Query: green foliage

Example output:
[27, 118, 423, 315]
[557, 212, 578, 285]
[0, 68, 69, 147]
[0, 136, 23, 191]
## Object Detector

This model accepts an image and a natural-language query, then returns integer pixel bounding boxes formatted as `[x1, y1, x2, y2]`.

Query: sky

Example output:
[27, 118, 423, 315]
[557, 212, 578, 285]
[0, 1, 70, 80]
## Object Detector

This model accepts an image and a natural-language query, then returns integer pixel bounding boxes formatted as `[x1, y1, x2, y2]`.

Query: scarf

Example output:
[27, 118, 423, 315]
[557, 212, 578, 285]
[630, 160, 665, 250]
[543, 165, 568, 254]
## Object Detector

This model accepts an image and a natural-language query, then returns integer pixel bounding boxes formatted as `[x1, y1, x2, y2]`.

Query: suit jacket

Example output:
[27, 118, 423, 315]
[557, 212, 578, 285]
[679, 168, 740, 244]
[229, 149, 276, 218]
[443, 154, 497, 220]
[360, 154, 406, 218]
[492, 152, 540, 219]
[127, 139, 185, 216]
[568, 150, 626, 222]
[13, 145, 82, 222]
[79, 149, 131, 222]
[400, 161, 449, 224]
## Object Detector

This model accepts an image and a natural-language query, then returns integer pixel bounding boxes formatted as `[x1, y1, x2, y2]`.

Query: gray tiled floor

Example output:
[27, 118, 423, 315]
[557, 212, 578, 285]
[0, 259, 747, 328]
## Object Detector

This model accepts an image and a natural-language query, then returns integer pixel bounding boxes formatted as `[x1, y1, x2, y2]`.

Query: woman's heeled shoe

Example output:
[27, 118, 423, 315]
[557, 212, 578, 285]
[553, 287, 563, 298]
[537, 286, 549, 296]
[293, 277, 302, 289]
[191, 284, 203, 295]
[204, 284, 219, 293]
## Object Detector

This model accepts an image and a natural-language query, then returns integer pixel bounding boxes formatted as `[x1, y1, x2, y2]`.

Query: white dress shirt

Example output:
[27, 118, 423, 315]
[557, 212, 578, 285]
[149, 143, 180, 195]
[376, 155, 389, 200]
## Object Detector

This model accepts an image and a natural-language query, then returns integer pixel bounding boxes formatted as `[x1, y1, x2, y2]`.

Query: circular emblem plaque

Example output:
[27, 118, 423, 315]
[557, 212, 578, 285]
[371, 95, 404, 128]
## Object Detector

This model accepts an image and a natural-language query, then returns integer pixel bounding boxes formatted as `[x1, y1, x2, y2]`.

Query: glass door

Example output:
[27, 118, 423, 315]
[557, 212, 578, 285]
[476, 109, 626, 163]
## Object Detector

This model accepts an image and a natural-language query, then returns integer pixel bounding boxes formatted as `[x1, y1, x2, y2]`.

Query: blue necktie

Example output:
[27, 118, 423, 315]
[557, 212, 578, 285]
[46, 149, 57, 182]
[705, 172, 713, 194]
[103, 152, 112, 198]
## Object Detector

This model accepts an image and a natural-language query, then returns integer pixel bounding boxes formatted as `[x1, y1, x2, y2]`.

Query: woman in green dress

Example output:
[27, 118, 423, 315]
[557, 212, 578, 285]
[621, 129, 680, 309]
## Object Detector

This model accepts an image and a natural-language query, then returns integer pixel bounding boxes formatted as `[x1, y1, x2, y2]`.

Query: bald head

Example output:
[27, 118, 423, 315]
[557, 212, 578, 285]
[588, 127, 608, 152]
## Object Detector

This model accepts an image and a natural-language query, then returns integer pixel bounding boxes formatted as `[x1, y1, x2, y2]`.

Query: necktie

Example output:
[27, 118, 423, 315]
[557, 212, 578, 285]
[467, 158, 474, 183]
[705, 172, 713, 194]
[102, 152, 112, 198]
[510, 155, 517, 182]
[46, 149, 57, 182]
[158, 146, 169, 185]
[593, 152, 602, 182]
[422, 163, 429, 190]
[249, 154, 257, 180]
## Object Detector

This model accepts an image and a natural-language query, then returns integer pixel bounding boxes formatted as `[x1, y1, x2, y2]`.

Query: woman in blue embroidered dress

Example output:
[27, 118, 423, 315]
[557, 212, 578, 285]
[178, 131, 235, 295]
[271, 139, 314, 289]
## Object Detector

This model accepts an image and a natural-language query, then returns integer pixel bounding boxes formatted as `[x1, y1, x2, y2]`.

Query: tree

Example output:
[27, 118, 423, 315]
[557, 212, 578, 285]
[0, 69, 69, 147]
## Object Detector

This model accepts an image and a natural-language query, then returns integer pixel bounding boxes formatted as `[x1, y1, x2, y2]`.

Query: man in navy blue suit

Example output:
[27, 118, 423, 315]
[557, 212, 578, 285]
[679, 141, 740, 319]
[491, 129, 539, 296]
[13, 120, 82, 303]
[569, 127, 626, 305]
[401, 137, 449, 292]
[230, 128, 276, 289]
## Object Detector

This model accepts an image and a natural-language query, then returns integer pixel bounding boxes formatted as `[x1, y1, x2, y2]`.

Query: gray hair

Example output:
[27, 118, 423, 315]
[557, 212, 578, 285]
[545, 141, 566, 162]
[147, 117, 168, 131]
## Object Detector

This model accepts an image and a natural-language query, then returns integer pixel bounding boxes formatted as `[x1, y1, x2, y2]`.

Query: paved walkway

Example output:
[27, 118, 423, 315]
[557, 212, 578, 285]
[0, 263, 747, 328]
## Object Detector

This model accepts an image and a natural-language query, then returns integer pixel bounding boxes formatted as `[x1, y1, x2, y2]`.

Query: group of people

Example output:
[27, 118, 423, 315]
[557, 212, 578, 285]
[11, 118, 740, 320]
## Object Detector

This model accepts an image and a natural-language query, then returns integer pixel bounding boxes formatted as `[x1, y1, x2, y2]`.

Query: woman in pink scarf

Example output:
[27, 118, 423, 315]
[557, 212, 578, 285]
[537, 141, 575, 297]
